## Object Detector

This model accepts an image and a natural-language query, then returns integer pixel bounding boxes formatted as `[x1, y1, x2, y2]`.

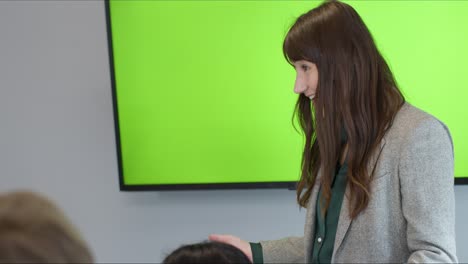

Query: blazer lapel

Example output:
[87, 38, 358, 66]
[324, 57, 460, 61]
[331, 137, 387, 260]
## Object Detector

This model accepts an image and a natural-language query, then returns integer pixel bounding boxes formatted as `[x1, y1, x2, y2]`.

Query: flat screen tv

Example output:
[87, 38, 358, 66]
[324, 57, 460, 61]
[106, 0, 468, 190]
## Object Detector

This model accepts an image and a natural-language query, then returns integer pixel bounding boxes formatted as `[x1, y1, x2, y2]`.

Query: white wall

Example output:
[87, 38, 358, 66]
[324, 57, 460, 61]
[0, 1, 466, 262]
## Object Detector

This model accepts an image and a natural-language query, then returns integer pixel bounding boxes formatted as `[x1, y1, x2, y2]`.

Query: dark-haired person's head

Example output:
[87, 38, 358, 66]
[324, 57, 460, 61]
[163, 241, 251, 264]
[0, 191, 93, 263]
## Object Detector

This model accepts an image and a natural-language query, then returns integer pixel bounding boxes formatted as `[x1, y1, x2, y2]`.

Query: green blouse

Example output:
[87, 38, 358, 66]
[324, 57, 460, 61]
[311, 161, 347, 263]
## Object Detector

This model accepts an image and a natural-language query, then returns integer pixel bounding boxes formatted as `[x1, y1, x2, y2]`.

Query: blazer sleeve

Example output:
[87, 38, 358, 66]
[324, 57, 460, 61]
[399, 118, 458, 263]
[259, 236, 305, 263]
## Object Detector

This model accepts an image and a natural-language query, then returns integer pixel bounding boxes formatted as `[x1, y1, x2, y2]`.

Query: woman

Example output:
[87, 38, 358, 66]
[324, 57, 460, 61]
[210, 0, 457, 263]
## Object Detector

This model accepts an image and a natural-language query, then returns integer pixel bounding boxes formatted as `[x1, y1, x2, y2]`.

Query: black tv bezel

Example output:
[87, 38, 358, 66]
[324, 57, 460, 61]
[455, 178, 468, 185]
[104, 1, 465, 191]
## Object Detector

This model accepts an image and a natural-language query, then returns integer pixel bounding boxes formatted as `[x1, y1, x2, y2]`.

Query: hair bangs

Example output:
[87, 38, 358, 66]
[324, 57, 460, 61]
[283, 23, 321, 65]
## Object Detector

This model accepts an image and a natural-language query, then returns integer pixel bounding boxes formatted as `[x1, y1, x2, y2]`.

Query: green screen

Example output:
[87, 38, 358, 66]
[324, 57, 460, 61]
[108, 1, 468, 187]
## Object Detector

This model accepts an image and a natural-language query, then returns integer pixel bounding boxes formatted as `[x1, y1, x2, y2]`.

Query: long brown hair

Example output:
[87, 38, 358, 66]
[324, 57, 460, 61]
[283, 0, 404, 218]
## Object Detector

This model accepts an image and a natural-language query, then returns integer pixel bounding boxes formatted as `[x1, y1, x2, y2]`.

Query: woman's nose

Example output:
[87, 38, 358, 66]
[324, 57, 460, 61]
[294, 84, 306, 94]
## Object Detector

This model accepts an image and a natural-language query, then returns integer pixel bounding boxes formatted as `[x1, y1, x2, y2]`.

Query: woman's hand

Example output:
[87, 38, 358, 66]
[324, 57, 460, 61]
[208, 234, 253, 262]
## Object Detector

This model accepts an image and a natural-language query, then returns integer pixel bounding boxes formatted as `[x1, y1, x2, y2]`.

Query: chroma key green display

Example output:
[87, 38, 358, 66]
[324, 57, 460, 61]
[106, 1, 468, 189]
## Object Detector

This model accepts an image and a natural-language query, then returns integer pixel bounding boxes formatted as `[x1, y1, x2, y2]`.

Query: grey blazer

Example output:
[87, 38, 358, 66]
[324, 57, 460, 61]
[260, 103, 458, 263]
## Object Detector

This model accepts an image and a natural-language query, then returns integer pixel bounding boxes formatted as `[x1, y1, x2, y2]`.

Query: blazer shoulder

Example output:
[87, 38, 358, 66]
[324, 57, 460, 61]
[386, 103, 453, 152]
[390, 103, 450, 135]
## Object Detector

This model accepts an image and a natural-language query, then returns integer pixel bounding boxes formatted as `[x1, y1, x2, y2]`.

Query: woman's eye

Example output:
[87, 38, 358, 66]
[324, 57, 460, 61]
[301, 65, 309, 71]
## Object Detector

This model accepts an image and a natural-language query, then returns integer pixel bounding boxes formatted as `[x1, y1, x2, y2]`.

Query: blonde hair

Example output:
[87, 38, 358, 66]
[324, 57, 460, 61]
[0, 191, 93, 263]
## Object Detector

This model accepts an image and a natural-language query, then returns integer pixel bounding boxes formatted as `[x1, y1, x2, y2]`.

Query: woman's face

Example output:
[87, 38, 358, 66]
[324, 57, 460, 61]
[293, 60, 318, 100]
